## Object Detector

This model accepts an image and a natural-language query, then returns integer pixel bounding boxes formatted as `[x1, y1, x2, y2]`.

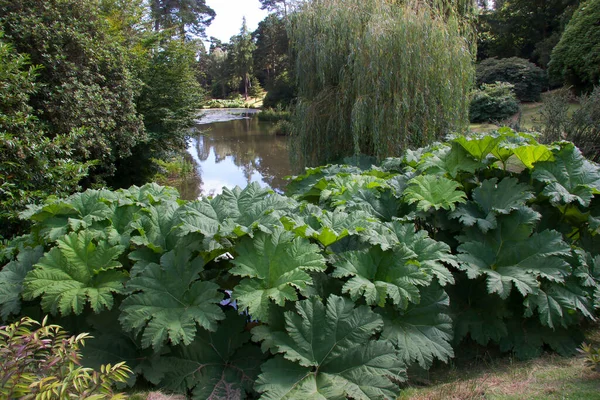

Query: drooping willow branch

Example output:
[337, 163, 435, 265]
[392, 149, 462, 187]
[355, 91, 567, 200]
[289, 0, 476, 169]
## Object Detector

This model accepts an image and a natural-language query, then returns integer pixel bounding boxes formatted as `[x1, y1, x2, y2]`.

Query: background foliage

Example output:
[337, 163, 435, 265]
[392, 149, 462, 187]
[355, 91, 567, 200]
[539, 86, 600, 162]
[0, 0, 145, 181]
[548, 0, 600, 93]
[0, 35, 91, 239]
[469, 82, 519, 123]
[476, 57, 547, 102]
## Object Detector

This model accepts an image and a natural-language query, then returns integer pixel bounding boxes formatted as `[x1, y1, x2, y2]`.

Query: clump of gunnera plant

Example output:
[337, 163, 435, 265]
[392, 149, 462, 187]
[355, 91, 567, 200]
[469, 82, 519, 123]
[477, 57, 547, 102]
[0, 316, 132, 399]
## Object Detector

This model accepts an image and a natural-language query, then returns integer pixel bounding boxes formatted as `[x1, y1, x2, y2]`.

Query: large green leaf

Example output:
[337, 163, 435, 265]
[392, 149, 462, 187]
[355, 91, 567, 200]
[118, 183, 180, 206]
[450, 178, 534, 232]
[499, 317, 583, 359]
[343, 188, 400, 221]
[0, 246, 44, 319]
[512, 144, 554, 169]
[23, 232, 127, 315]
[129, 201, 180, 254]
[230, 227, 326, 320]
[153, 311, 266, 399]
[253, 295, 406, 399]
[417, 142, 483, 179]
[120, 250, 225, 350]
[177, 183, 294, 239]
[403, 175, 467, 212]
[454, 133, 503, 162]
[332, 246, 429, 308]
[363, 221, 457, 286]
[457, 213, 572, 299]
[282, 205, 368, 247]
[378, 285, 454, 369]
[285, 165, 362, 201]
[525, 279, 595, 329]
[533, 143, 600, 207]
[22, 190, 117, 242]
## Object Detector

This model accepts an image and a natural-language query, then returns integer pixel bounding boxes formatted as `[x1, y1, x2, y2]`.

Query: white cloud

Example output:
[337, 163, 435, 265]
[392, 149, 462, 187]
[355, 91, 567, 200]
[205, 0, 269, 43]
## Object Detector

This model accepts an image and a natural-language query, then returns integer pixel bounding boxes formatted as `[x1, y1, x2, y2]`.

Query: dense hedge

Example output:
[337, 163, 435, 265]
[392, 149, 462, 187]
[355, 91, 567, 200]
[469, 82, 519, 123]
[477, 57, 547, 102]
[549, 0, 600, 92]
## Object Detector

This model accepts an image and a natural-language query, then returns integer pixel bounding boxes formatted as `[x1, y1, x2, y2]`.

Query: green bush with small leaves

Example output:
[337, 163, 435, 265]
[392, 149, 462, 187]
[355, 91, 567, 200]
[469, 82, 519, 123]
[477, 57, 547, 102]
[0, 316, 131, 399]
[549, 0, 600, 93]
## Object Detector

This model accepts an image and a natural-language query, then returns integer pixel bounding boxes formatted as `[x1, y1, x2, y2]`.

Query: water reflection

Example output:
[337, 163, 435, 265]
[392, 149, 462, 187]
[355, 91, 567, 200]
[182, 109, 291, 199]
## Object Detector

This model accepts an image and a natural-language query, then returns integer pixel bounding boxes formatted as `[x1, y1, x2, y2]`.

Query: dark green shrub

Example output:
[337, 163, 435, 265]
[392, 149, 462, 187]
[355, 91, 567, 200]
[469, 82, 519, 123]
[274, 119, 293, 136]
[549, 0, 600, 93]
[477, 57, 547, 102]
[257, 108, 291, 122]
[0, 0, 145, 180]
[262, 71, 296, 109]
[0, 35, 90, 239]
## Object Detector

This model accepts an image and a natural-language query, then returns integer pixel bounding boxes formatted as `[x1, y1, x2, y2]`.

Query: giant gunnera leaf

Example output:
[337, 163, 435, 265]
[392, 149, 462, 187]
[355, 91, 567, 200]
[281, 205, 368, 247]
[332, 246, 430, 308]
[23, 232, 127, 315]
[230, 227, 326, 321]
[152, 311, 266, 399]
[120, 249, 225, 350]
[0, 246, 44, 319]
[252, 295, 406, 399]
[457, 211, 572, 299]
[533, 143, 600, 207]
[362, 220, 457, 286]
[450, 178, 534, 233]
[403, 175, 467, 212]
[177, 183, 295, 240]
[378, 285, 454, 369]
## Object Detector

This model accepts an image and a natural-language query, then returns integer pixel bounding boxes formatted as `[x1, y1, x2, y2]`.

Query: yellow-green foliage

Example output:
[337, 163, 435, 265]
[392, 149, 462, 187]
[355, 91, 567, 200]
[579, 342, 600, 372]
[0, 316, 131, 399]
[290, 0, 475, 168]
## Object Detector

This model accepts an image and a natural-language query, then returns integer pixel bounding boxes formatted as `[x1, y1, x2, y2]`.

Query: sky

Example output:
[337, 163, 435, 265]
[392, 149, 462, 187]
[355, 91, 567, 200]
[205, 0, 269, 43]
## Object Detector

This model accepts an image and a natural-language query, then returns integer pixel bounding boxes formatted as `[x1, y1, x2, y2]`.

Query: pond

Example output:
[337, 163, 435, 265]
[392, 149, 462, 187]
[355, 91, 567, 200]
[179, 109, 291, 199]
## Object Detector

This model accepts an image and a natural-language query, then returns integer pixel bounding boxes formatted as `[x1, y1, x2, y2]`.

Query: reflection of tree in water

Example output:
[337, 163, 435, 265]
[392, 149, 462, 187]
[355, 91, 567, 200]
[175, 153, 202, 201]
[190, 117, 291, 191]
[196, 134, 212, 162]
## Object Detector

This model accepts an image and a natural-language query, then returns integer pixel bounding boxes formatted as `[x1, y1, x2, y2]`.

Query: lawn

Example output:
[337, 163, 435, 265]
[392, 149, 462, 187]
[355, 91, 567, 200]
[399, 326, 600, 400]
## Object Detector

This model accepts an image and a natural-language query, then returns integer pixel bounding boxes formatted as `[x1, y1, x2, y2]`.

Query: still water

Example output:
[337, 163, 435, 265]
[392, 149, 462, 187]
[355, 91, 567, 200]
[181, 109, 291, 199]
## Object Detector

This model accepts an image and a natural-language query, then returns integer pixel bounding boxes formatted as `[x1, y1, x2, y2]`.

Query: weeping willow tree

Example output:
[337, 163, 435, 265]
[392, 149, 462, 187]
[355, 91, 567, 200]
[289, 0, 476, 168]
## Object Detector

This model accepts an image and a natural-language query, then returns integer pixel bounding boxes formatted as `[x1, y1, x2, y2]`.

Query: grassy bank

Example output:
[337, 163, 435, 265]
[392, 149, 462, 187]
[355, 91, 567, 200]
[400, 327, 600, 400]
